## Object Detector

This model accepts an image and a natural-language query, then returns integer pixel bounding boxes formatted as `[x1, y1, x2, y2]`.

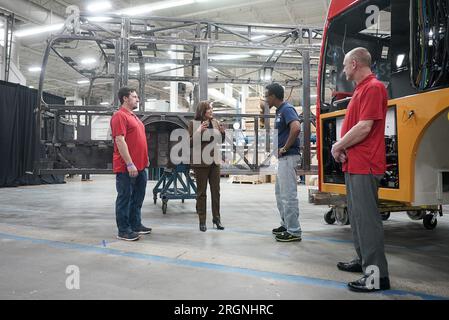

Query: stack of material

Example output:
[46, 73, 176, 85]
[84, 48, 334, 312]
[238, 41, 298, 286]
[245, 97, 263, 114]
[230, 174, 268, 184]
[243, 97, 276, 131]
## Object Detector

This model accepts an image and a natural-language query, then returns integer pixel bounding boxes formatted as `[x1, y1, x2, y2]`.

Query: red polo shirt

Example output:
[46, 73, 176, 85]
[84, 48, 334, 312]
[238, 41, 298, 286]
[341, 74, 387, 175]
[110, 107, 148, 173]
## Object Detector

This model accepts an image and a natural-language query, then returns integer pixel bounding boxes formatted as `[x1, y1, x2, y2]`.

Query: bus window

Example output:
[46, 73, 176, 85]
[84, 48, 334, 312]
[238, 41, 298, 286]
[321, 0, 391, 113]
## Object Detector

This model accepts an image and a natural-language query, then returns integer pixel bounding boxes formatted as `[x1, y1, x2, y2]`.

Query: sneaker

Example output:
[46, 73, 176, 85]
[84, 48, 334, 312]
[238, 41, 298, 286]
[117, 231, 140, 241]
[133, 225, 152, 235]
[275, 231, 301, 242]
[272, 226, 287, 235]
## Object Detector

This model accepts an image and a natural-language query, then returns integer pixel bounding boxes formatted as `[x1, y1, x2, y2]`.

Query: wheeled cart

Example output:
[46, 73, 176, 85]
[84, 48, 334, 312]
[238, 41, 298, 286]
[324, 202, 443, 230]
[152, 164, 197, 214]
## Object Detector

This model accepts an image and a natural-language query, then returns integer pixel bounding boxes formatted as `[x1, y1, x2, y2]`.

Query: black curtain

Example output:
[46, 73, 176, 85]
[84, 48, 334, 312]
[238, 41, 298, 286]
[0, 81, 65, 187]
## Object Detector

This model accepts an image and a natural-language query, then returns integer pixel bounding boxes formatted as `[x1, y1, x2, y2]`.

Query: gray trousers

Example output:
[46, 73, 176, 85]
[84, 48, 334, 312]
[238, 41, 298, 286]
[275, 155, 302, 236]
[345, 173, 389, 278]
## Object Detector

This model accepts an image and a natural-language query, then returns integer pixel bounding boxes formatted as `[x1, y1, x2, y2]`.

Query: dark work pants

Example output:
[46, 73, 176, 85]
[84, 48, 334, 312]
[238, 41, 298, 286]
[194, 165, 221, 224]
[115, 170, 147, 234]
[345, 173, 389, 278]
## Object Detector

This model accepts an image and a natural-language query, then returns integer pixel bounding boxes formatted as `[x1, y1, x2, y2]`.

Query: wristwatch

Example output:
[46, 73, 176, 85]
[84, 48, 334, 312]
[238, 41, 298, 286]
[280, 146, 288, 153]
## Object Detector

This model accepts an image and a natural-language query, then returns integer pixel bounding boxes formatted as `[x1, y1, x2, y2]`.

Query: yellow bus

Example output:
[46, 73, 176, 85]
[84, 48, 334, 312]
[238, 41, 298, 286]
[317, 0, 449, 229]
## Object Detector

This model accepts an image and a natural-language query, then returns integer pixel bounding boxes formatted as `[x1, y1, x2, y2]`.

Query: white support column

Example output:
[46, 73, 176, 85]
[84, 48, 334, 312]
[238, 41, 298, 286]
[170, 81, 178, 112]
[169, 42, 185, 112]
[199, 44, 209, 101]
[224, 83, 233, 100]
[73, 86, 82, 105]
[240, 85, 248, 114]
[1, 17, 7, 81]
[169, 43, 178, 112]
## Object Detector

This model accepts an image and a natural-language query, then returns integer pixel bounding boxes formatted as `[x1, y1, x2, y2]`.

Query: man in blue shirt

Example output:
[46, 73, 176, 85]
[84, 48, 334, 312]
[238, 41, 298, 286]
[265, 83, 302, 242]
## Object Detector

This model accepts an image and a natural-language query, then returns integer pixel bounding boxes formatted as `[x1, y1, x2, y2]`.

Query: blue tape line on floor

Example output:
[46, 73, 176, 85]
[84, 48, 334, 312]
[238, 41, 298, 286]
[148, 223, 449, 257]
[0, 232, 447, 300]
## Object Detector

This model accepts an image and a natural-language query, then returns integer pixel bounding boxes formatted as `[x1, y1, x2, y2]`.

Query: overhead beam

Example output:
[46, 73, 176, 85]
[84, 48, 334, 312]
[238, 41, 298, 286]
[123, 56, 307, 70]
[141, 74, 311, 87]
[129, 36, 321, 51]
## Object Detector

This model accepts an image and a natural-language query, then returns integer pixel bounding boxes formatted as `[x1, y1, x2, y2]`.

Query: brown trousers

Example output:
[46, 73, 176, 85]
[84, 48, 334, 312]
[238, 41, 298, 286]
[193, 165, 221, 223]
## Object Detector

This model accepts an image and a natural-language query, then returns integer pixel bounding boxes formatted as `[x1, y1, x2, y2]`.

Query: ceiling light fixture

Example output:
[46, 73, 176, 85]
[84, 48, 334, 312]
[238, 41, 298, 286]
[81, 58, 96, 65]
[77, 80, 90, 84]
[28, 66, 41, 72]
[15, 23, 64, 37]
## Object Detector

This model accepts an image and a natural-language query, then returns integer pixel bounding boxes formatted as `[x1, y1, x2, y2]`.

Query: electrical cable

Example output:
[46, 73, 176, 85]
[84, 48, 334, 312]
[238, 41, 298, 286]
[412, 0, 448, 90]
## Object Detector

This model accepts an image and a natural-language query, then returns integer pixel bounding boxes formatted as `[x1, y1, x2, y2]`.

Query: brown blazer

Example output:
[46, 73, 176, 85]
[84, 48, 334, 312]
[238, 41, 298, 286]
[188, 119, 224, 168]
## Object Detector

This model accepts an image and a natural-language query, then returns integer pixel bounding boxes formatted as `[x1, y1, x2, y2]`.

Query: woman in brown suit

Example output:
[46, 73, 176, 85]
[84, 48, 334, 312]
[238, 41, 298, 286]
[188, 101, 225, 232]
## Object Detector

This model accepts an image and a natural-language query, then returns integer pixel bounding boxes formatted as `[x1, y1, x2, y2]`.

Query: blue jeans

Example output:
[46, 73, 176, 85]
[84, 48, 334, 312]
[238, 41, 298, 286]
[115, 170, 147, 234]
[275, 155, 302, 236]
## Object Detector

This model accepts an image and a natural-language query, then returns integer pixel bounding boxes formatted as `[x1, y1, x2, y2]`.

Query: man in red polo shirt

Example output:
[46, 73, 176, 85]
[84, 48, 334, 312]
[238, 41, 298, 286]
[110, 87, 151, 241]
[331, 47, 390, 292]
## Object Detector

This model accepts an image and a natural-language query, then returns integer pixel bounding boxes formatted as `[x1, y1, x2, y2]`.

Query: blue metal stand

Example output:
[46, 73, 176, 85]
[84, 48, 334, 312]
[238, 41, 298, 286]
[152, 164, 197, 214]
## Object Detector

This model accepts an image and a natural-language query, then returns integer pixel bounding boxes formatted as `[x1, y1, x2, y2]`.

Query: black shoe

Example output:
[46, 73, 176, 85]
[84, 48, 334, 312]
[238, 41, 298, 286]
[275, 231, 301, 242]
[348, 275, 390, 292]
[272, 226, 287, 235]
[117, 231, 140, 241]
[199, 223, 207, 232]
[133, 225, 152, 235]
[337, 260, 363, 273]
[213, 220, 224, 230]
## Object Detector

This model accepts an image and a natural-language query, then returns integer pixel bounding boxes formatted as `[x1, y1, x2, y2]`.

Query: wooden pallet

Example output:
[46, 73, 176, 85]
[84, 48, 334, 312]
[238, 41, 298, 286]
[308, 189, 346, 205]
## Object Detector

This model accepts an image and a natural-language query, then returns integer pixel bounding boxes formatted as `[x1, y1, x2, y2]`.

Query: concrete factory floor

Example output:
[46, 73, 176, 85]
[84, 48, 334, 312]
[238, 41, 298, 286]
[0, 175, 448, 300]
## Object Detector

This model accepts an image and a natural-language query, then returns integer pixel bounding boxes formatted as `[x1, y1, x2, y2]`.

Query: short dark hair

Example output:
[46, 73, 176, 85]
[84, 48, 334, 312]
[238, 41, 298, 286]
[265, 83, 284, 100]
[118, 87, 136, 104]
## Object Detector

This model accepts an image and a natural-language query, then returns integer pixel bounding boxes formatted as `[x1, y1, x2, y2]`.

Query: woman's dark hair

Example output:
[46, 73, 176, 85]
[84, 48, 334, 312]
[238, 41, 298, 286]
[265, 83, 284, 100]
[118, 87, 136, 104]
[194, 100, 212, 121]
